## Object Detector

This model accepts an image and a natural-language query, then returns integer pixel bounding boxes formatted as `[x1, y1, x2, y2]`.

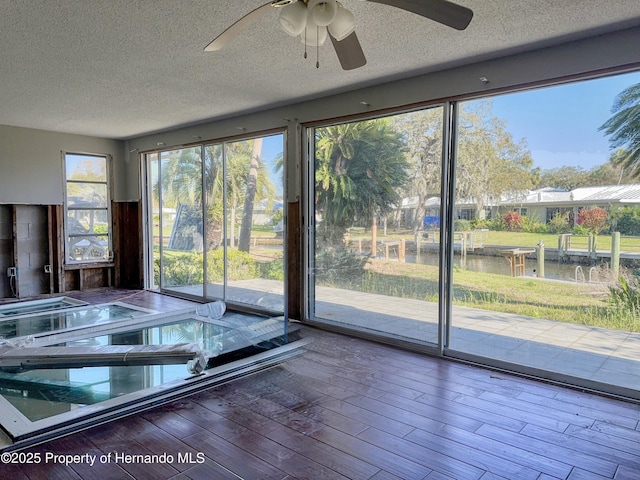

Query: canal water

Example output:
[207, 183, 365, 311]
[409, 252, 583, 281]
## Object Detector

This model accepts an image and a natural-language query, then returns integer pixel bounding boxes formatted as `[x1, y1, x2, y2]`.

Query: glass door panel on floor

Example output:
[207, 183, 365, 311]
[308, 109, 444, 346]
[447, 71, 640, 399]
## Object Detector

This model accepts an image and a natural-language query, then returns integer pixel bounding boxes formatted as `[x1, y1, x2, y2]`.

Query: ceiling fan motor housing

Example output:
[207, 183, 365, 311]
[271, 0, 298, 7]
[308, 0, 338, 27]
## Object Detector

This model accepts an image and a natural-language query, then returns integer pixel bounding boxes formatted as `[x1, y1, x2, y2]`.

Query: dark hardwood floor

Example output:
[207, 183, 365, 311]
[3, 290, 640, 479]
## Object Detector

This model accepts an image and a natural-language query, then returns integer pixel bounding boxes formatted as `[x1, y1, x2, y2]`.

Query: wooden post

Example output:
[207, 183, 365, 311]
[537, 240, 545, 278]
[371, 217, 377, 257]
[589, 234, 598, 261]
[399, 239, 405, 262]
[611, 231, 620, 278]
[557, 234, 563, 260]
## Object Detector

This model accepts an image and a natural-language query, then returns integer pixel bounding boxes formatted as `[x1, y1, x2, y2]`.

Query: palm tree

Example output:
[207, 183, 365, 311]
[600, 82, 640, 179]
[315, 118, 409, 246]
[155, 142, 277, 252]
[158, 147, 202, 207]
[207, 140, 276, 251]
[238, 138, 263, 252]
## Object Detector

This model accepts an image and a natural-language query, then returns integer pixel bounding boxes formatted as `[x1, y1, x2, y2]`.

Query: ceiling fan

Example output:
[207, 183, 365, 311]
[204, 0, 473, 70]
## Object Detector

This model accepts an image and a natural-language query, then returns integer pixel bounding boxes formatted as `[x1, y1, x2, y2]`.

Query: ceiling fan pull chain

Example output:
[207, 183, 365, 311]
[316, 25, 320, 68]
[304, 26, 308, 59]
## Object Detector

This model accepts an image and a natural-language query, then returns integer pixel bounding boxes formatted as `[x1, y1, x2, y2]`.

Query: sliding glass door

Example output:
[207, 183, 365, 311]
[305, 69, 640, 399]
[149, 147, 204, 297]
[307, 108, 444, 346]
[448, 71, 640, 398]
[205, 135, 285, 312]
[147, 132, 285, 314]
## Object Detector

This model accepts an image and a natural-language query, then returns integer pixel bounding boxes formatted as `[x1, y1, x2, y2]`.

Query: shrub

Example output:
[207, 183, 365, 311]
[610, 206, 640, 236]
[577, 207, 608, 234]
[522, 216, 549, 234]
[454, 219, 472, 231]
[258, 257, 284, 281]
[93, 224, 109, 234]
[156, 252, 203, 286]
[476, 216, 506, 231]
[502, 211, 523, 231]
[572, 224, 590, 235]
[608, 276, 640, 314]
[548, 212, 571, 234]
[315, 247, 367, 284]
[153, 248, 259, 286]
[207, 249, 257, 282]
[271, 209, 284, 226]
[470, 218, 491, 229]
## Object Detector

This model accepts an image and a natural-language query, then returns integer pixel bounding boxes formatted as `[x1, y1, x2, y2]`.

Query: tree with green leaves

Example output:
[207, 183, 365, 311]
[392, 108, 443, 233]
[212, 139, 275, 252]
[536, 165, 590, 191]
[315, 118, 409, 245]
[157, 142, 276, 252]
[534, 151, 636, 189]
[600, 82, 640, 179]
[238, 138, 264, 252]
[456, 100, 535, 219]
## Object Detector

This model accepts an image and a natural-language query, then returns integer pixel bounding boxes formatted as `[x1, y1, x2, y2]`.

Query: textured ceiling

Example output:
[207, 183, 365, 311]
[1, 0, 640, 139]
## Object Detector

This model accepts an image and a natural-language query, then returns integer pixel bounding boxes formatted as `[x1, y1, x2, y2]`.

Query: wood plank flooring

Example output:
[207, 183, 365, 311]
[3, 290, 640, 479]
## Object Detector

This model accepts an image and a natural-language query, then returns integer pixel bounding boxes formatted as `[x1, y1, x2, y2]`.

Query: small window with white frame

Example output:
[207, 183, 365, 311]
[63, 152, 112, 264]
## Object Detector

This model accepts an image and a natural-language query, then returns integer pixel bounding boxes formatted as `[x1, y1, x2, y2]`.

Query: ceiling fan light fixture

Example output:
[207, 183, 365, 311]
[327, 5, 356, 41]
[301, 19, 328, 46]
[308, 0, 338, 27]
[278, 1, 308, 36]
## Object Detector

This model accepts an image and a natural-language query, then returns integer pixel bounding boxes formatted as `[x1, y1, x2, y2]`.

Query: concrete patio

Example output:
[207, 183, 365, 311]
[314, 285, 640, 396]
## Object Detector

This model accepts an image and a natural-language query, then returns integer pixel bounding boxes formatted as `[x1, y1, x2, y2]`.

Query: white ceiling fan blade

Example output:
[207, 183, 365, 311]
[367, 0, 473, 31]
[204, 2, 275, 51]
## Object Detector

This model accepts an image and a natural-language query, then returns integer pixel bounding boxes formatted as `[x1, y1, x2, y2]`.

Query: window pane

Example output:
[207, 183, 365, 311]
[64, 153, 111, 264]
[67, 209, 109, 235]
[449, 70, 640, 397]
[66, 182, 108, 209]
[151, 135, 286, 315]
[219, 134, 285, 312]
[65, 154, 107, 182]
[67, 234, 109, 262]
[310, 109, 443, 345]
[158, 147, 204, 296]
[204, 143, 224, 300]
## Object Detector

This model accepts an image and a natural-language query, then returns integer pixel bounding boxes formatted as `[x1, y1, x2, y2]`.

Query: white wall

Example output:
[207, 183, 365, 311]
[0, 125, 125, 204]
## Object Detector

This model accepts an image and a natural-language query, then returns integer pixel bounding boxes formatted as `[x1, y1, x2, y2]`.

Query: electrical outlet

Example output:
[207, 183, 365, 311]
[6, 267, 16, 277]
[44, 264, 52, 274]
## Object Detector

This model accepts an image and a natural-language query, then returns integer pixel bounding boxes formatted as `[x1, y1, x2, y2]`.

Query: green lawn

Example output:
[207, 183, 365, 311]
[319, 256, 640, 332]
[153, 227, 640, 332]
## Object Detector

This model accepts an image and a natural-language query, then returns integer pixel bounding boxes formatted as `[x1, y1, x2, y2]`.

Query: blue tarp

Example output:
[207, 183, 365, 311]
[423, 216, 440, 228]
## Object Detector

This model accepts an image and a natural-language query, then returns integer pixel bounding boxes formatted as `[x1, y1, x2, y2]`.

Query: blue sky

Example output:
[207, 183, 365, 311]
[261, 133, 285, 197]
[489, 70, 640, 171]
